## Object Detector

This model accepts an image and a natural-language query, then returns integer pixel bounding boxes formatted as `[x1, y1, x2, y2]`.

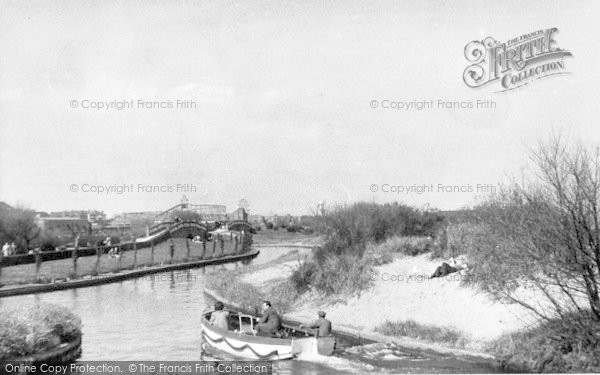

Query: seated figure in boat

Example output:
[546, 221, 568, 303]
[256, 300, 281, 337]
[300, 310, 332, 337]
[209, 301, 230, 330]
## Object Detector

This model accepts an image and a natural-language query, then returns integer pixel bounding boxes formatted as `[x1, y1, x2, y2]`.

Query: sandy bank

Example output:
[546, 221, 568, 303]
[243, 249, 537, 346]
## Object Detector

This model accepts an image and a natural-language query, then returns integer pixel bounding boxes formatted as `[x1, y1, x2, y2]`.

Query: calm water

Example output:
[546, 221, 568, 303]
[0, 248, 502, 374]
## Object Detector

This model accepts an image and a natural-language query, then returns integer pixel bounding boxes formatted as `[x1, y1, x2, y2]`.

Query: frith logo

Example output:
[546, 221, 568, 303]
[463, 28, 572, 92]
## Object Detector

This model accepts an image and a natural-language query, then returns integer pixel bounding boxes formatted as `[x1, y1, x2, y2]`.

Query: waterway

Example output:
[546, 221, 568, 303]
[0, 247, 503, 374]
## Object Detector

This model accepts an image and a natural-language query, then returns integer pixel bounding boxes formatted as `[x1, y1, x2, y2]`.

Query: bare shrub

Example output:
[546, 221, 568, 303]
[471, 137, 600, 323]
[292, 203, 444, 296]
[487, 311, 600, 372]
[309, 252, 374, 297]
[365, 239, 395, 265]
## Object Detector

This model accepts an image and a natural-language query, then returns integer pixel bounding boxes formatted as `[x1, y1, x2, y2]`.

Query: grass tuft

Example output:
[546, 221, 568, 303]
[204, 269, 299, 315]
[375, 319, 470, 348]
[0, 303, 82, 360]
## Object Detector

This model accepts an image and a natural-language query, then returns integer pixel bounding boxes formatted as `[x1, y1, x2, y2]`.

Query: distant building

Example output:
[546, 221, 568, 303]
[115, 197, 227, 223]
[36, 211, 50, 218]
[35, 217, 92, 237]
[114, 211, 162, 221]
[229, 208, 248, 221]
[100, 223, 132, 237]
[248, 214, 264, 224]
[189, 204, 227, 221]
[48, 210, 106, 222]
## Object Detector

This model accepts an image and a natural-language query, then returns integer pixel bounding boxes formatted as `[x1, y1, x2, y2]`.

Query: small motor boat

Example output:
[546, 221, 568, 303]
[200, 309, 336, 360]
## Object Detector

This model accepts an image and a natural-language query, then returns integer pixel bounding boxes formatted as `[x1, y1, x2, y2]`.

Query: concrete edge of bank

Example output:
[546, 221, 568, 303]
[0, 250, 260, 298]
[253, 244, 315, 248]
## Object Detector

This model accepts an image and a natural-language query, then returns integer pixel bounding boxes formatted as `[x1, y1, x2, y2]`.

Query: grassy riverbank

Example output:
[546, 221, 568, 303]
[0, 303, 81, 359]
[0, 237, 239, 286]
[205, 246, 308, 315]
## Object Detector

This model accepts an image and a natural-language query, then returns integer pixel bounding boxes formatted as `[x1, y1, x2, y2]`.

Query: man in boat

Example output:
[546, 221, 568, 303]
[256, 300, 281, 337]
[209, 301, 230, 330]
[300, 311, 333, 337]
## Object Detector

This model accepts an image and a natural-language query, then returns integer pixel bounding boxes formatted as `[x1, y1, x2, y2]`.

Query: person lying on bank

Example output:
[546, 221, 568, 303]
[299, 310, 333, 337]
[430, 256, 468, 278]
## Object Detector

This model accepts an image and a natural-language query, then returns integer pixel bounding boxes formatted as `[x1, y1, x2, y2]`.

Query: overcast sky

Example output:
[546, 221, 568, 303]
[1, 0, 599, 216]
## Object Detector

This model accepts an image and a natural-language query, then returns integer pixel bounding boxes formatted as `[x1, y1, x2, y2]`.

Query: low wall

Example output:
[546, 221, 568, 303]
[1, 221, 252, 267]
[0, 249, 259, 298]
[0, 235, 167, 267]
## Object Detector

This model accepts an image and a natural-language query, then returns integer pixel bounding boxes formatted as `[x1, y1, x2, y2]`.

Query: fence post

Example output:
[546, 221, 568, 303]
[151, 240, 155, 265]
[220, 234, 225, 256]
[116, 244, 122, 272]
[169, 238, 175, 264]
[35, 251, 42, 281]
[72, 245, 78, 279]
[0, 252, 3, 283]
[95, 244, 101, 275]
[202, 239, 206, 259]
[132, 240, 138, 269]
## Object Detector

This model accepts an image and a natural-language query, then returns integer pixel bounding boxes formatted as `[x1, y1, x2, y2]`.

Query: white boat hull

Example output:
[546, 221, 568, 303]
[201, 327, 298, 360]
[200, 310, 335, 360]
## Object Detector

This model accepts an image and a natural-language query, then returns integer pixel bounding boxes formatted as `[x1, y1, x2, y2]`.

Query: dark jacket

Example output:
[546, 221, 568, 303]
[308, 317, 332, 337]
[209, 310, 230, 330]
[258, 307, 281, 334]
[431, 262, 459, 278]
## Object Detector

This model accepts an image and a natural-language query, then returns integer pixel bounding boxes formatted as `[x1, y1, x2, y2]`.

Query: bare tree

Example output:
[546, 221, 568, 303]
[530, 137, 600, 320]
[472, 136, 600, 323]
[2, 207, 40, 253]
[129, 216, 156, 238]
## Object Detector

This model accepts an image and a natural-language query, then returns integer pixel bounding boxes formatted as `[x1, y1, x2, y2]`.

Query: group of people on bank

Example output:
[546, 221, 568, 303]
[209, 300, 333, 338]
[2, 242, 17, 256]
